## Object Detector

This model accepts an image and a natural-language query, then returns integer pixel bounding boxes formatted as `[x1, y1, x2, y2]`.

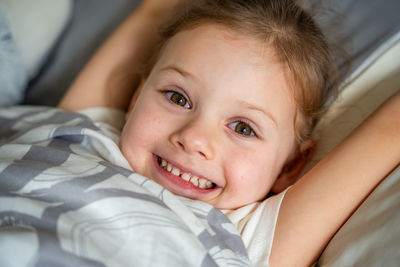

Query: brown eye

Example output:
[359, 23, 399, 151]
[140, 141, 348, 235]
[230, 121, 256, 137]
[166, 91, 191, 109]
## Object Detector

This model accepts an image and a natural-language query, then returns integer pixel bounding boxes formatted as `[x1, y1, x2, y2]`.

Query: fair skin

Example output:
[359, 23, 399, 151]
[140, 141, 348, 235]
[59, 1, 400, 266]
[120, 25, 303, 209]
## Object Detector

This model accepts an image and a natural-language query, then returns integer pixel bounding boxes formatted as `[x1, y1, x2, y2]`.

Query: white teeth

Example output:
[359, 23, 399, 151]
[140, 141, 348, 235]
[190, 176, 199, 187]
[171, 167, 180, 176]
[161, 159, 167, 167]
[181, 173, 191, 181]
[167, 163, 172, 172]
[158, 157, 214, 189]
[198, 178, 207, 189]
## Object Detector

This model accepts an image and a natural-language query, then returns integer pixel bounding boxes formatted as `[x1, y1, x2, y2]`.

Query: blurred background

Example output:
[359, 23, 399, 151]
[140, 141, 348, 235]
[1, 0, 400, 106]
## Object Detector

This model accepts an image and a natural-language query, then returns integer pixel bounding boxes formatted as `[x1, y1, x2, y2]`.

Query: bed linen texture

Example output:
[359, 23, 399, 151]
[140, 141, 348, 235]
[0, 106, 251, 267]
[79, 107, 287, 267]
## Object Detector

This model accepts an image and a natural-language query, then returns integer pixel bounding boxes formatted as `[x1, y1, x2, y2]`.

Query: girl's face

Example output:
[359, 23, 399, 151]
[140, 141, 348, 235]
[120, 25, 298, 209]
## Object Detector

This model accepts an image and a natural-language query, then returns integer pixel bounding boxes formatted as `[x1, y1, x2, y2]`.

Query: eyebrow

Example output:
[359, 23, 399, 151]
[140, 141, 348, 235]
[237, 100, 278, 127]
[159, 65, 196, 80]
[160, 65, 277, 127]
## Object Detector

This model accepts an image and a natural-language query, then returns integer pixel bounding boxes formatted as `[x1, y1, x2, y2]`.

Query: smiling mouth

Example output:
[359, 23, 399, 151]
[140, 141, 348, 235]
[157, 156, 216, 189]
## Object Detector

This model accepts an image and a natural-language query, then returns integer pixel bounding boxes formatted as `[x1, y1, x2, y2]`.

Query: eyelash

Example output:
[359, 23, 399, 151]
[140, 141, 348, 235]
[164, 90, 192, 109]
[228, 119, 257, 137]
[163, 90, 257, 138]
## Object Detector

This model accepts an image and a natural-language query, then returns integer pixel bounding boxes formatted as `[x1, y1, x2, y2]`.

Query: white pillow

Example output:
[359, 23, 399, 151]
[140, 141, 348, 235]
[319, 166, 400, 266]
[0, 0, 73, 79]
[314, 31, 400, 266]
[305, 30, 400, 171]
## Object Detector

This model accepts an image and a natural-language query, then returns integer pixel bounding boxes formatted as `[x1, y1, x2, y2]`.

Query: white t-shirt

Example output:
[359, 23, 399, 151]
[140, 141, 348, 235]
[222, 192, 286, 267]
[79, 107, 286, 267]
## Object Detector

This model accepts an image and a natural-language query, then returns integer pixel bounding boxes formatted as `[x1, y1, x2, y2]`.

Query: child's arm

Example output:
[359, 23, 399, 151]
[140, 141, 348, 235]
[270, 91, 400, 267]
[58, 0, 183, 112]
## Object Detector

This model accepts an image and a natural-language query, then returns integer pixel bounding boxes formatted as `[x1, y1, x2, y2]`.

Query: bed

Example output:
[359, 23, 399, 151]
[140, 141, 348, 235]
[1, 0, 399, 266]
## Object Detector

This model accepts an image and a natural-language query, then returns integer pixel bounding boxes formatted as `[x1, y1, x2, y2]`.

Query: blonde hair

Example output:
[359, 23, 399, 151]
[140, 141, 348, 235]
[145, 0, 339, 144]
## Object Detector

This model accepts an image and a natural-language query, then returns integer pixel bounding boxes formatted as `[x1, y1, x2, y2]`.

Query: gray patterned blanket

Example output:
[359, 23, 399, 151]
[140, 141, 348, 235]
[0, 106, 250, 267]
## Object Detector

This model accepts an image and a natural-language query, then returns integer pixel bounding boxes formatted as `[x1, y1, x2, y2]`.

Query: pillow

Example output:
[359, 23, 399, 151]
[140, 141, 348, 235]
[0, 12, 27, 105]
[23, 0, 141, 106]
[312, 31, 400, 266]
[0, 0, 73, 79]
[318, 167, 400, 266]
[305, 30, 400, 171]
[18, 0, 400, 106]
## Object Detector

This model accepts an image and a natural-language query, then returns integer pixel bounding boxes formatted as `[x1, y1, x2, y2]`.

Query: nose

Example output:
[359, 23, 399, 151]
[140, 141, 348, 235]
[169, 118, 216, 160]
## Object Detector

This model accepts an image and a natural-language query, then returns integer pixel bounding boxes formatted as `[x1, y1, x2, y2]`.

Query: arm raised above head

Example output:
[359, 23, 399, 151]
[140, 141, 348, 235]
[58, 0, 184, 112]
[270, 91, 400, 267]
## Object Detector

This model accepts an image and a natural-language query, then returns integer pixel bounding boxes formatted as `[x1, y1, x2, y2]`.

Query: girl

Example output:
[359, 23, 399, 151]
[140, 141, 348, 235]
[59, 0, 400, 266]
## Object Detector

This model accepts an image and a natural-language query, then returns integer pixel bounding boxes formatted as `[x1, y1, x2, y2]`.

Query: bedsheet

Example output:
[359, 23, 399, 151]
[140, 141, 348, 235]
[0, 106, 250, 267]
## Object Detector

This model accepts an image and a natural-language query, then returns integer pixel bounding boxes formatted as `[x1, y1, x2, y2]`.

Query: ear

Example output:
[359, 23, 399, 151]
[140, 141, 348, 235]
[271, 139, 315, 193]
[126, 77, 146, 120]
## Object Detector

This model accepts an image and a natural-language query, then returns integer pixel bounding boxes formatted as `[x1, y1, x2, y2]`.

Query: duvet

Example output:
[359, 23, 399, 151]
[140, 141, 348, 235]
[0, 106, 250, 267]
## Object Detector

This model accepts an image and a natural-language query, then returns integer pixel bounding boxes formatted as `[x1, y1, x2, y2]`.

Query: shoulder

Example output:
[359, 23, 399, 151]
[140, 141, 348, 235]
[223, 190, 288, 266]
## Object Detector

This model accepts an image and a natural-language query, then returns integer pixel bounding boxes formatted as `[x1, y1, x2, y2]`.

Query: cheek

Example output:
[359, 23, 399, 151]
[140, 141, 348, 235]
[120, 104, 166, 171]
[119, 121, 146, 173]
[126, 99, 167, 140]
[224, 148, 276, 199]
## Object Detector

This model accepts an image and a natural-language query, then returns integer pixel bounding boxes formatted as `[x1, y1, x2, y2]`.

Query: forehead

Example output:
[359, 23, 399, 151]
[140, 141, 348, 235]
[158, 24, 278, 69]
[151, 24, 296, 126]
[154, 24, 291, 91]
